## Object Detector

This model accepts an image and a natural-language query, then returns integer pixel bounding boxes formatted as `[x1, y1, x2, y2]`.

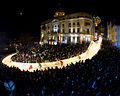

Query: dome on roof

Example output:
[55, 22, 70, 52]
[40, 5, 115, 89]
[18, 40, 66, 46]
[54, 8, 65, 17]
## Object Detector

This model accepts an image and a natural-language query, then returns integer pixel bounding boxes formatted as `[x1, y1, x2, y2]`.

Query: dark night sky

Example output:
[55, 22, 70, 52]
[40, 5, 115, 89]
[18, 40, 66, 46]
[0, 0, 120, 40]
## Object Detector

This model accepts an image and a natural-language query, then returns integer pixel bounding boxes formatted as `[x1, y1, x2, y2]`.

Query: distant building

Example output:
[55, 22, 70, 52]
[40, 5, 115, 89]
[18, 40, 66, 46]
[95, 25, 106, 40]
[40, 11, 98, 45]
[107, 22, 120, 48]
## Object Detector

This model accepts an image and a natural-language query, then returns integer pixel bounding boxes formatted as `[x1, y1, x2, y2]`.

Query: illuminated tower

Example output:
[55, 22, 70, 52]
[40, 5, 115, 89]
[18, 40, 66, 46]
[93, 16, 101, 27]
[54, 8, 65, 17]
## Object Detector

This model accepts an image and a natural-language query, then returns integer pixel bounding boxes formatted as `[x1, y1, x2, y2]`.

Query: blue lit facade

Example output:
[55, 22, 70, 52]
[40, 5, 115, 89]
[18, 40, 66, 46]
[115, 25, 120, 48]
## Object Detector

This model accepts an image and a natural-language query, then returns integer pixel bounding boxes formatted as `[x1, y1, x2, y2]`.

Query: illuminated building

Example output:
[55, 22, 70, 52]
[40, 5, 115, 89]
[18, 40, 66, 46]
[95, 25, 106, 40]
[40, 11, 97, 45]
[107, 22, 120, 48]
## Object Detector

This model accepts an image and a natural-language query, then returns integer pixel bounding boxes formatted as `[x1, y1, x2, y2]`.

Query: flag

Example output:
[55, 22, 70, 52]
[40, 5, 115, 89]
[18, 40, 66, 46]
[29, 65, 32, 70]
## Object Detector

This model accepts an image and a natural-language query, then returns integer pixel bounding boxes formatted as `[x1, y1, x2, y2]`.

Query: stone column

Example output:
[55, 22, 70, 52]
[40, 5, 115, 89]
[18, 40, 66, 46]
[80, 34, 83, 44]
[75, 36, 77, 44]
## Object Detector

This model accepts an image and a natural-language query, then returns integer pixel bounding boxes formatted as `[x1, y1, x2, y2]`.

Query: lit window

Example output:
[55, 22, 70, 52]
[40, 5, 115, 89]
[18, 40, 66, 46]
[72, 37, 75, 43]
[62, 36, 67, 44]
[56, 13, 58, 15]
[82, 35, 85, 38]
[54, 41, 57, 45]
[88, 37, 90, 41]
[53, 24, 58, 32]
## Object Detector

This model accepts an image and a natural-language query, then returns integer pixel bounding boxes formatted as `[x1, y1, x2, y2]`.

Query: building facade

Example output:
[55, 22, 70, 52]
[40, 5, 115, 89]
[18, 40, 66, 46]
[40, 12, 96, 45]
[107, 22, 120, 48]
[95, 25, 106, 40]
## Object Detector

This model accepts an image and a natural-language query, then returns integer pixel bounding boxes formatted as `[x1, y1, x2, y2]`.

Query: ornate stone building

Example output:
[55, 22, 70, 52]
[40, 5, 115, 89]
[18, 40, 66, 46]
[40, 11, 96, 45]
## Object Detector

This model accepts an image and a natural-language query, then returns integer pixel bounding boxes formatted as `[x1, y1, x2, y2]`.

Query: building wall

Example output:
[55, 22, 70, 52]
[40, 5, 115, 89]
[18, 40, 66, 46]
[107, 22, 116, 42]
[115, 26, 120, 48]
[107, 22, 120, 48]
[40, 12, 95, 45]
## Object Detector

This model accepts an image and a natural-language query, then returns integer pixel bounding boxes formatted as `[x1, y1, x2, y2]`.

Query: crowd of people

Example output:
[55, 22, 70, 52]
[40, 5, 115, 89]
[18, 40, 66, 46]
[1, 40, 120, 96]
[11, 42, 89, 63]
